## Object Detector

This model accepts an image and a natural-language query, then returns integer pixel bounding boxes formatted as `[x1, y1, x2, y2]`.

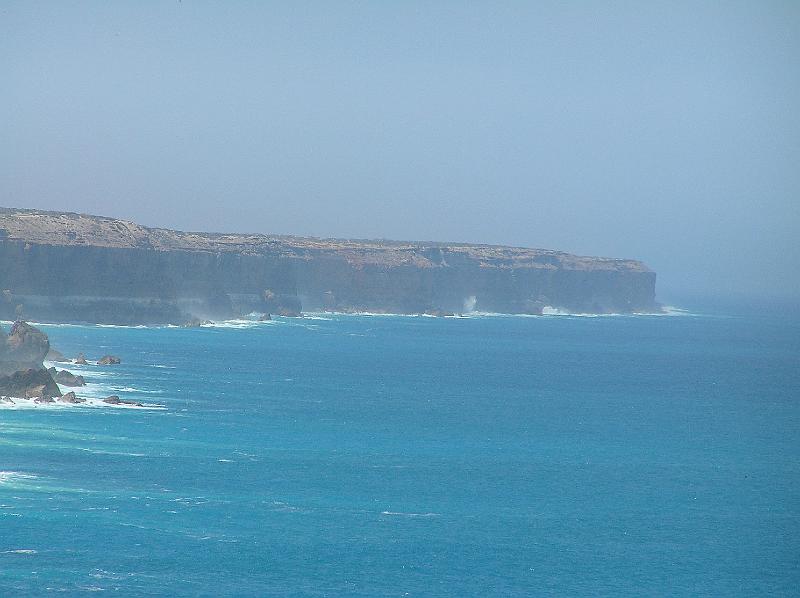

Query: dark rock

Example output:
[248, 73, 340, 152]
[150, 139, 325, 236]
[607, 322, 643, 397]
[46, 347, 69, 362]
[181, 318, 209, 328]
[3, 370, 61, 399]
[0, 321, 50, 372]
[424, 309, 455, 318]
[0, 322, 61, 399]
[98, 355, 121, 365]
[75, 353, 88, 365]
[54, 369, 86, 387]
[259, 313, 271, 321]
[521, 299, 545, 315]
[102, 395, 143, 407]
[265, 291, 303, 317]
[34, 394, 55, 403]
[59, 391, 85, 404]
[26, 384, 47, 399]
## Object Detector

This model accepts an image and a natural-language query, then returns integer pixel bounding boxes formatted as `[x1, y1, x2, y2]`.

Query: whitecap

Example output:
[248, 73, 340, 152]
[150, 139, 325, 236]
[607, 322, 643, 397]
[0, 397, 165, 410]
[0, 471, 38, 485]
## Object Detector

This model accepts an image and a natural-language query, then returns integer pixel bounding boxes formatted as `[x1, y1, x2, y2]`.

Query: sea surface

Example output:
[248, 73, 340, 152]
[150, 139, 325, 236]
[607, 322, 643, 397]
[1, 309, 798, 596]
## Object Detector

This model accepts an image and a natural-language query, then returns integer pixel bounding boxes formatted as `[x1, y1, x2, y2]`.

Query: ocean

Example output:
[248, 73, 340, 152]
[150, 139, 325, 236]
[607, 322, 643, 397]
[1, 309, 798, 596]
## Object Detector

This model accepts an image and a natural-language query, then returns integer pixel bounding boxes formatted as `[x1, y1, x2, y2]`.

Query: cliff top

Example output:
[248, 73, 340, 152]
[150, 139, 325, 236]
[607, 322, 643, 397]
[0, 207, 651, 272]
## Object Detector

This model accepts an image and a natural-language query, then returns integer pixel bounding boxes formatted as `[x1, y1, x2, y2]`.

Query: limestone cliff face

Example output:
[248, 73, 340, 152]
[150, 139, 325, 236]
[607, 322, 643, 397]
[0, 208, 658, 323]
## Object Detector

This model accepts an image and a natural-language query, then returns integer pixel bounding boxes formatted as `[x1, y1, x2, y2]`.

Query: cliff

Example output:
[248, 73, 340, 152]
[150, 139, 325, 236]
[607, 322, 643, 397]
[0, 208, 658, 324]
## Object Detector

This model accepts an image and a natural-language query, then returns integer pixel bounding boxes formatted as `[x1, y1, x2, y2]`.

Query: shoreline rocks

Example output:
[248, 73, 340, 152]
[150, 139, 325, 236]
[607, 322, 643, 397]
[59, 391, 85, 404]
[181, 318, 212, 328]
[0, 321, 150, 409]
[45, 347, 69, 362]
[102, 395, 143, 407]
[0, 321, 60, 400]
[52, 368, 86, 387]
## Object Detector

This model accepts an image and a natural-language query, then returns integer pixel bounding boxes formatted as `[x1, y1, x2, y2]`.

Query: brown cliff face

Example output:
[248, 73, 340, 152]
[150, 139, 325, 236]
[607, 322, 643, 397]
[0, 208, 658, 324]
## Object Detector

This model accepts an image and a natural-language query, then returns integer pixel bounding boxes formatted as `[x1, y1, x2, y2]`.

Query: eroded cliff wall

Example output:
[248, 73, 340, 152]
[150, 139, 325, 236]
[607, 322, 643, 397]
[0, 208, 657, 323]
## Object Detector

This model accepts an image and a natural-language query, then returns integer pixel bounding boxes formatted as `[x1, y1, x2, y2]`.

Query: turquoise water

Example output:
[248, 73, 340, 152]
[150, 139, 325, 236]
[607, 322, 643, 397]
[1, 310, 799, 596]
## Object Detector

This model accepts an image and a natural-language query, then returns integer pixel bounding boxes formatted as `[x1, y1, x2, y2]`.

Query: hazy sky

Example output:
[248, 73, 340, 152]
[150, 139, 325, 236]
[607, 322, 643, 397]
[2, 1, 798, 302]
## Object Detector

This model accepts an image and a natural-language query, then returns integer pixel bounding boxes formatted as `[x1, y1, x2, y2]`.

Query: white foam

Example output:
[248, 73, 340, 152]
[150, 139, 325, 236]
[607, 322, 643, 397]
[203, 318, 281, 329]
[0, 396, 165, 410]
[0, 471, 38, 485]
[1, 549, 37, 555]
[381, 511, 439, 518]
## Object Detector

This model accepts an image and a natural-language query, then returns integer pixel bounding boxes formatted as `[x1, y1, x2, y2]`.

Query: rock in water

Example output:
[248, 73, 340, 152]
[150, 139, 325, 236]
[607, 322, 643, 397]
[75, 353, 88, 365]
[0, 321, 60, 399]
[54, 369, 86, 387]
[46, 347, 69, 362]
[2, 321, 50, 370]
[181, 318, 210, 328]
[3, 368, 61, 399]
[59, 391, 85, 404]
[98, 355, 121, 365]
[102, 394, 143, 407]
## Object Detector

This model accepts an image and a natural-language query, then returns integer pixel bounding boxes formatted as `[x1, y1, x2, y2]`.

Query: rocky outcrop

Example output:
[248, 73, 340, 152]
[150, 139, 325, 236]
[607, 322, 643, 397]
[0, 208, 660, 324]
[59, 391, 85, 404]
[102, 395, 143, 407]
[0, 321, 61, 399]
[181, 318, 211, 328]
[98, 355, 121, 365]
[1, 367, 61, 399]
[52, 369, 86, 387]
[46, 347, 69, 362]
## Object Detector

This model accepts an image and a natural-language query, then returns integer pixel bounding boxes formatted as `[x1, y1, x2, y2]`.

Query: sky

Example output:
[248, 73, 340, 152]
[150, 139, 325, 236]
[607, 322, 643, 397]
[1, 1, 798, 303]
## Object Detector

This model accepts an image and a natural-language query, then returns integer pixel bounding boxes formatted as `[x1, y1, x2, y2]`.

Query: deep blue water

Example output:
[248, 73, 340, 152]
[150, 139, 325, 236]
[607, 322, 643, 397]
[1, 310, 799, 596]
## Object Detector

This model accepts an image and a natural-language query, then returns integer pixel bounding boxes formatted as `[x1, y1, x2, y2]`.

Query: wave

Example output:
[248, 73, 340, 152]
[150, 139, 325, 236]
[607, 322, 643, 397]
[381, 511, 439, 518]
[0, 397, 165, 410]
[0, 471, 38, 485]
[106, 386, 163, 394]
[459, 306, 695, 318]
[202, 318, 281, 329]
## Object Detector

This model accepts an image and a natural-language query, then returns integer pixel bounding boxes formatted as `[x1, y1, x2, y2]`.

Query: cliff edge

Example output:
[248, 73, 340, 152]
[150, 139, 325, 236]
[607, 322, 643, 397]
[0, 208, 658, 323]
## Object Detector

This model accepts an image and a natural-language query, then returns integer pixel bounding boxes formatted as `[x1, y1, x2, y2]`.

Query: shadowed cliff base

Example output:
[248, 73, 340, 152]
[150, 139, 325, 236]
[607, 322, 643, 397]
[0, 208, 659, 324]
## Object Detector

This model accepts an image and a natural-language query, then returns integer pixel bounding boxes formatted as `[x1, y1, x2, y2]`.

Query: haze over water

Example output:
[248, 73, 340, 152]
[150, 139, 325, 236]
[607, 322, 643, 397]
[2, 2, 799, 303]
